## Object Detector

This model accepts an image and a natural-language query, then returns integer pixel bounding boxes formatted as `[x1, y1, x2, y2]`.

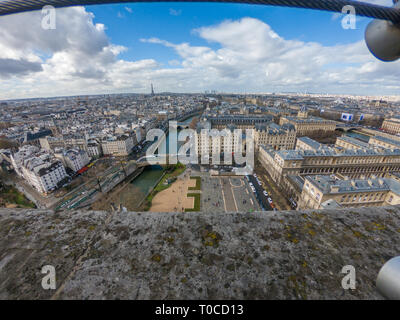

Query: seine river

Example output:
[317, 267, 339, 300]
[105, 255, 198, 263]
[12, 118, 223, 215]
[122, 115, 196, 210]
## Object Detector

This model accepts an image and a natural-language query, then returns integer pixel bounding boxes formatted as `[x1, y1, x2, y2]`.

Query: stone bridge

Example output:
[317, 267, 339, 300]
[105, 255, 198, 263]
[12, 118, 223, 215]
[0, 205, 399, 299]
[335, 124, 360, 132]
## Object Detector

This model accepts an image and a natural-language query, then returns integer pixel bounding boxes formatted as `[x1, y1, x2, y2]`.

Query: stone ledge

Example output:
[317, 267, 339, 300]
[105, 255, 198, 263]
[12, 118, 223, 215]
[0, 206, 399, 299]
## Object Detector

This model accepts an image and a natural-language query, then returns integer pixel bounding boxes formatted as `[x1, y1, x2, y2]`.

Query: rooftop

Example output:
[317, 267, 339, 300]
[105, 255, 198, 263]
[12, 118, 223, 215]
[305, 175, 395, 194]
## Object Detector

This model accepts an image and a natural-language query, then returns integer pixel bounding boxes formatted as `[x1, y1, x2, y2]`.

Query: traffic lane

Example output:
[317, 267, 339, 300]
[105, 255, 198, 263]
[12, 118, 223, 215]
[248, 175, 273, 211]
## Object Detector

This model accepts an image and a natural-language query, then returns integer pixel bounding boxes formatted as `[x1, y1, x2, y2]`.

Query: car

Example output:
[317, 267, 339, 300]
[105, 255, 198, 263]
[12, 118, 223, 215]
[267, 197, 273, 204]
[263, 191, 269, 197]
[249, 182, 253, 187]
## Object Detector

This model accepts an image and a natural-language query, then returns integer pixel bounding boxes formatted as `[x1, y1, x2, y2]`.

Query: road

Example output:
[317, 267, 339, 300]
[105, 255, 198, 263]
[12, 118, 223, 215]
[248, 174, 273, 211]
[54, 160, 138, 211]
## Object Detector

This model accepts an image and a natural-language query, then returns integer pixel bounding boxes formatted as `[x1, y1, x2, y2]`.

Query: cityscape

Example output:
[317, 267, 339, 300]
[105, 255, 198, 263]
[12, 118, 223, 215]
[2, 91, 400, 214]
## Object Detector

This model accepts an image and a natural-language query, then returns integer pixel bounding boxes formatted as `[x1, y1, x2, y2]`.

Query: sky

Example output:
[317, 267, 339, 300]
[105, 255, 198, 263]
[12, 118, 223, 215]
[0, 0, 399, 100]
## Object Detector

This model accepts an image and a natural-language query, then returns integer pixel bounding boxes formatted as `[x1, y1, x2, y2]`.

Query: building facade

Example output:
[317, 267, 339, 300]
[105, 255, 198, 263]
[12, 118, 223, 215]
[382, 117, 400, 135]
[254, 123, 296, 151]
[297, 175, 400, 210]
[101, 135, 135, 157]
[279, 116, 336, 136]
[10, 145, 68, 194]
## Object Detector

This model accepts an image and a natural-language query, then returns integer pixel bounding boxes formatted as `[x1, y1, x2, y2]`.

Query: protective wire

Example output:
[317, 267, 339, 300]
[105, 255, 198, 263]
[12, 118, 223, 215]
[0, 0, 400, 23]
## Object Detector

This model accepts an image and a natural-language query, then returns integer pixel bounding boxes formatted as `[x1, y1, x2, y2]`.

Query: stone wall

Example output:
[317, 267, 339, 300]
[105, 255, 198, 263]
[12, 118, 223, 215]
[0, 206, 399, 299]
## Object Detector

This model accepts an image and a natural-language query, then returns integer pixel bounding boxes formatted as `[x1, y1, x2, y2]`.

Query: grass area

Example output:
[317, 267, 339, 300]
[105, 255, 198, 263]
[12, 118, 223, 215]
[185, 193, 201, 212]
[0, 184, 36, 208]
[142, 163, 186, 211]
[188, 176, 201, 191]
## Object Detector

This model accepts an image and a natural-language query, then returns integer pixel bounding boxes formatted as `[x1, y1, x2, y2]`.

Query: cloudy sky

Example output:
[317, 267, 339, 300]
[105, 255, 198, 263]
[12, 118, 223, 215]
[0, 0, 399, 100]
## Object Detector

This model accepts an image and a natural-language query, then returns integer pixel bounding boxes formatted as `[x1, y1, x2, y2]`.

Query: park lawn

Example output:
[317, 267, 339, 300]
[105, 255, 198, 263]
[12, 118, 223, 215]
[185, 193, 201, 212]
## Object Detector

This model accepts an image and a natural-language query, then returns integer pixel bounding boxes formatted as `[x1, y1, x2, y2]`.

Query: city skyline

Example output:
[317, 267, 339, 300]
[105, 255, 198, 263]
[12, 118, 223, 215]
[1, 1, 400, 99]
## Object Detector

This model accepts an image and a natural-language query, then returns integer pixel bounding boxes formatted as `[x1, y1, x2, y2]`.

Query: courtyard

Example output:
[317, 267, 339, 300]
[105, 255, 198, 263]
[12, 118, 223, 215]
[197, 172, 261, 213]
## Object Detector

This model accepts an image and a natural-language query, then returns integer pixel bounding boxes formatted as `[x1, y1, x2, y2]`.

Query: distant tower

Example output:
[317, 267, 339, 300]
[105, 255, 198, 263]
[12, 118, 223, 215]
[151, 83, 155, 96]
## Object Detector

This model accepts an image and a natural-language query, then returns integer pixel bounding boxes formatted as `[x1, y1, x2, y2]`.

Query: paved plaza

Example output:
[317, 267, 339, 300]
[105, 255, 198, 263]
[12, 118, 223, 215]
[193, 171, 260, 213]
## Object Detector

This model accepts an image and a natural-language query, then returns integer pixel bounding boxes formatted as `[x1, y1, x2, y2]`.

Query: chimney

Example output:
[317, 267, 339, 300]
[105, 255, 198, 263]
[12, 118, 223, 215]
[330, 185, 340, 193]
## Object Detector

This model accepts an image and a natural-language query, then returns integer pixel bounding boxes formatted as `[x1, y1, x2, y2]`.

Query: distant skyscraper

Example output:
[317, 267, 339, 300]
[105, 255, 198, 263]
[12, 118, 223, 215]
[151, 83, 155, 96]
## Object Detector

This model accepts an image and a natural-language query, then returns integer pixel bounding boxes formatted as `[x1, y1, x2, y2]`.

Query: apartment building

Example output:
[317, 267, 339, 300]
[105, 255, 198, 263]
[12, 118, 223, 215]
[259, 144, 400, 185]
[56, 149, 90, 172]
[382, 117, 400, 135]
[87, 139, 102, 158]
[10, 145, 68, 194]
[194, 122, 244, 161]
[40, 135, 88, 152]
[297, 175, 400, 210]
[204, 115, 274, 130]
[279, 116, 336, 136]
[335, 136, 370, 151]
[101, 134, 135, 156]
[369, 135, 400, 150]
[253, 123, 296, 150]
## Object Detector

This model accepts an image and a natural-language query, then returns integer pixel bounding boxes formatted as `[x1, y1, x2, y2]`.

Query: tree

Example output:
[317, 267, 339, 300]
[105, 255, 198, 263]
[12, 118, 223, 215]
[0, 138, 18, 149]
[189, 117, 199, 130]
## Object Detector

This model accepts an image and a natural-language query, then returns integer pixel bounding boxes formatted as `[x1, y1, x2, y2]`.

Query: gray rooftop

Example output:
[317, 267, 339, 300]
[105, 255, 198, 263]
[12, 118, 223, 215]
[297, 137, 323, 150]
[337, 136, 370, 149]
[371, 135, 400, 148]
[306, 175, 400, 195]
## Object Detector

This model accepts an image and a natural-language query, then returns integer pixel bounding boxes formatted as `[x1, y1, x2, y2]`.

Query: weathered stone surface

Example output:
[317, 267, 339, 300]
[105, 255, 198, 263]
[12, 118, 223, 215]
[0, 206, 399, 299]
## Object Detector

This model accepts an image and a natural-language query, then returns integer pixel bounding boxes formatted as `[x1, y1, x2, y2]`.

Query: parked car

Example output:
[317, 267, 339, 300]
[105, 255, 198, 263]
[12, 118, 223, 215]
[263, 191, 269, 197]
[267, 197, 273, 204]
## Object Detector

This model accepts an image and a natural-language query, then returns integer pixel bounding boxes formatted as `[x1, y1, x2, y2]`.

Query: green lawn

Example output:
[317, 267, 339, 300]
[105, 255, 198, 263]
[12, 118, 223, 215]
[185, 193, 201, 212]
[188, 176, 201, 191]
[0, 185, 36, 208]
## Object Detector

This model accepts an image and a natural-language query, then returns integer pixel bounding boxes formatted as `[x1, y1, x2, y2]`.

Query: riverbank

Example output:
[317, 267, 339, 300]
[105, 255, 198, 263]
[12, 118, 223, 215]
[0, 183, 36, 209]
[142, 163, 187, 211]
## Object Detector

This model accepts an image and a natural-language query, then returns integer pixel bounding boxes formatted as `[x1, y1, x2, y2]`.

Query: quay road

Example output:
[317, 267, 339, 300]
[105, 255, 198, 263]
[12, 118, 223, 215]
[54, 160, 138, 211]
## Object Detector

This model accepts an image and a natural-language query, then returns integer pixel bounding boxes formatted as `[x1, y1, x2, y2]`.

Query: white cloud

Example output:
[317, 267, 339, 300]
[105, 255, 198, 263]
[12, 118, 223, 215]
[169, 8, 182, 16]
[0, 12, 400, 99]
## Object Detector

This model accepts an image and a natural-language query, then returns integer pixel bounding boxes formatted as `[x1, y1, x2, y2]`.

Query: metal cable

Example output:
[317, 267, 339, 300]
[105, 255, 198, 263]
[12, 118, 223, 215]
[0, 0, 400, 23]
